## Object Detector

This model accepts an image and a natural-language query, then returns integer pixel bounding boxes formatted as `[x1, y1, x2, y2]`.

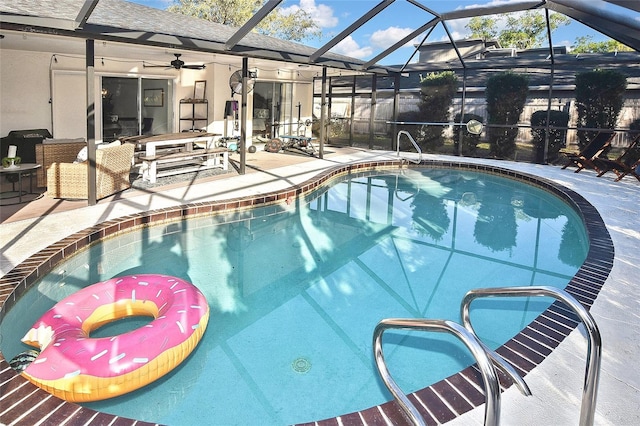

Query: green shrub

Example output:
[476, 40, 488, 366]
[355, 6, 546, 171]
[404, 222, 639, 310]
[415, 71, 458, 151]
[485, 72, 529, 159]
[530, 109, 570, 164]
[394, 110, 423, 151]
[575, 69, 627, 151]
[453, 113, 483, 156]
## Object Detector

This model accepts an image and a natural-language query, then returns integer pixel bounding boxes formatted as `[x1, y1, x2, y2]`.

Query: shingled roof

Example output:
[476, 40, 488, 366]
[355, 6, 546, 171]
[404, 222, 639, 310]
[0, 0, 380, 72]
[2, 0, 638, 76]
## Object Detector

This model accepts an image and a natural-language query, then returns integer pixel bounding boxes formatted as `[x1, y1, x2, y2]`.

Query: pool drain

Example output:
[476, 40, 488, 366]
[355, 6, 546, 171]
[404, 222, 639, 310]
[292, 357, 311, 373]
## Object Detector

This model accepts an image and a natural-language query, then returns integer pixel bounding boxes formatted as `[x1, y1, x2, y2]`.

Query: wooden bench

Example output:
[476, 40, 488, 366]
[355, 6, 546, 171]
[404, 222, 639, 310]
[139, 148, 229, 183]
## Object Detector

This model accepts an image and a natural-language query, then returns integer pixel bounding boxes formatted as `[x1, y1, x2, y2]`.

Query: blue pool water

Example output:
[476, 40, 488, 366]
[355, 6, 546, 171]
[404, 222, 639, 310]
[0, 168, 588, 425]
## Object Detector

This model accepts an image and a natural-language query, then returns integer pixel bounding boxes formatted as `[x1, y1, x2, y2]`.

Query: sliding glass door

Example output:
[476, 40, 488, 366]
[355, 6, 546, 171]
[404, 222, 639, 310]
[252, 81, 293, 139]
[101, 77, 173, 142]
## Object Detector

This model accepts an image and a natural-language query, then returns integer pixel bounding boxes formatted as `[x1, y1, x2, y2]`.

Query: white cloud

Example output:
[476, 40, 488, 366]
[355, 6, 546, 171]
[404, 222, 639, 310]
[436, 29, 468, 43]
[370, 26, 418, 49]
[281, 0, 339, 29]
[331, 36, 373, 59]
[445, 18, 474, 39]
[558, 39, 573, 51]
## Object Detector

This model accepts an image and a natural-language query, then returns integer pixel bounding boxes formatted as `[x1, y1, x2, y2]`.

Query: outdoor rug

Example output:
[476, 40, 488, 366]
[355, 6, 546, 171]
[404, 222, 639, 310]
[129, 166, 236, 190]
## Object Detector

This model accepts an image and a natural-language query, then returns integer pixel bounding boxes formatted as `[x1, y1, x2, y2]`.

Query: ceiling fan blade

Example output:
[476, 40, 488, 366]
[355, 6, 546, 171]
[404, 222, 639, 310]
[143, 53, 205, 70]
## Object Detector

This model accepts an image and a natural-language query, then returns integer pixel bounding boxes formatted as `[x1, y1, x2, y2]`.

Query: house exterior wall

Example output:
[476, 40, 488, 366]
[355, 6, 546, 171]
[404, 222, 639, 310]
[417, 40, 491, 63]
[1, 48, 314, 144]
[51, 70, 86, 138]
[0, 49, 52, 136]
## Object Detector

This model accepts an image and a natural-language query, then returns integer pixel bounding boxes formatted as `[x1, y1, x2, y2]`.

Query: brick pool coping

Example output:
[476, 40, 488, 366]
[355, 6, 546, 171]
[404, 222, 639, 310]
[0, 159, 613, 426]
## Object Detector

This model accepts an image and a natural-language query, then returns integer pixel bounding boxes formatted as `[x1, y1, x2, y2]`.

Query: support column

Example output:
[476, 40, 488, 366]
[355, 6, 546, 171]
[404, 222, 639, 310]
[319, 67, 327, 159]
[457, 67, 468, 156]
[369, 74, 377, 150]
[349, 75, 355, 146]
[240, 57, 248, 174]
[86, 39, 97, 205]
[392, 73, 400, 150]
[543, 8, 556, 165]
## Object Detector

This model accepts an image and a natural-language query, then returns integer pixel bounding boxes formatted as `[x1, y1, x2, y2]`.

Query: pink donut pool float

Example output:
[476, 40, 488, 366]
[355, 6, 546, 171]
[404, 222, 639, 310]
[19, 274, 209, 402]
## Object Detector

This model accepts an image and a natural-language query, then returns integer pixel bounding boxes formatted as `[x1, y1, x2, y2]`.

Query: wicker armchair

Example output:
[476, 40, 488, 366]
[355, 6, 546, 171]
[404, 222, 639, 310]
[35, 140, 86, 187]
[46, 143, 135, 200]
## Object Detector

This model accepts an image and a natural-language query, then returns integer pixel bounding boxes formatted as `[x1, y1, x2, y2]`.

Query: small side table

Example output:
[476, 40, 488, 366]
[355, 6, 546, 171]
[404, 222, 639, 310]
[0, 163, 43, 205]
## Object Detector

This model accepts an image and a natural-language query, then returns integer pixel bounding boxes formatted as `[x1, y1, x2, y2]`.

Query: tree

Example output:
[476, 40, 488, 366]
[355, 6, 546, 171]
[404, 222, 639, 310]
[574, 69, 627, 151]
[167, 0, 321, 42]
[485, 72, 529, 159]
[466, 16, 498, 42]
[394, 72, 458, 152]
[571, 35, 633, 53]
[466, 11, 570, 49]
[417, 71, 458, 150]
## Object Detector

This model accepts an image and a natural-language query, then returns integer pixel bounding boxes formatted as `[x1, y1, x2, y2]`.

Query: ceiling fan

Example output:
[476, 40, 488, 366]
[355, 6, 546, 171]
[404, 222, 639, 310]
[144, 53, 206, 70]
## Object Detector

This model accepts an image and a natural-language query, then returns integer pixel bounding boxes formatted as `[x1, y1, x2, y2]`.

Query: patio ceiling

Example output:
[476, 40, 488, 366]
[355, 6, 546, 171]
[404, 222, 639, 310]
[1, 0, 638, 75]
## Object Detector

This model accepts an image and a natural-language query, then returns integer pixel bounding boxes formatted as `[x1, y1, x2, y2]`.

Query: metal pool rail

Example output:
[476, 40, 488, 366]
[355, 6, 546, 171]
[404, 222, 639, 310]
[374, 286, 602, 426]
[396, 130, 422, 164]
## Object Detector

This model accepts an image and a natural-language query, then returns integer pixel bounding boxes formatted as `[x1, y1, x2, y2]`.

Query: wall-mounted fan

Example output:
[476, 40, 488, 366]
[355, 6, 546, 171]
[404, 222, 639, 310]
[144, 53, 206, 70]
[229, 70, 255, 96]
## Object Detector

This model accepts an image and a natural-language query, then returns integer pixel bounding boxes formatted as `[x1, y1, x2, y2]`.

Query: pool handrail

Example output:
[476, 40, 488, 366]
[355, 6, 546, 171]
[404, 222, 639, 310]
[463, 332, 532, 397]
[461, 286, 602, 426]
[396, 130, 422, 164]
[373, 318, 501, 426]
[457, 307, 532, 397]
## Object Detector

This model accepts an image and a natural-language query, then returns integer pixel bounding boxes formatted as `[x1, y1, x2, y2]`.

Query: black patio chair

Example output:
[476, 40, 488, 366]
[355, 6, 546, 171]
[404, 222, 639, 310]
[561, 131, 616, 173]
[594, 132, 640, 182]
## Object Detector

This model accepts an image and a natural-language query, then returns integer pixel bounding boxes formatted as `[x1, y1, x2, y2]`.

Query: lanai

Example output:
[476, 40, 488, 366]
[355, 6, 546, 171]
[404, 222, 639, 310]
[1, 0, 639, 203]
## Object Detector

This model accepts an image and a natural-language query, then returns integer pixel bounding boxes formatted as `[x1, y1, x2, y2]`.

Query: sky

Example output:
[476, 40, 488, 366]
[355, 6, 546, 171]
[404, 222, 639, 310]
[129, 0, 634, 65]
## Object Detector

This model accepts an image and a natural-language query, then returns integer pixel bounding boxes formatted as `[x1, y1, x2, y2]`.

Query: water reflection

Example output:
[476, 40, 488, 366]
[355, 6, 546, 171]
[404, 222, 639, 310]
[474, 188, 517, 252]
[410, 191, 450, 241]
[560, 221, 587, 268]
[118, 222, 192, 283]
[0, 168, 589, 425]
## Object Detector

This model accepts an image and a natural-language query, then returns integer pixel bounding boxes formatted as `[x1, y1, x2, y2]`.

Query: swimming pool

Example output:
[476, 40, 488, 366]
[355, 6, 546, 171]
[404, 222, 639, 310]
[0, 161, 613, 426]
